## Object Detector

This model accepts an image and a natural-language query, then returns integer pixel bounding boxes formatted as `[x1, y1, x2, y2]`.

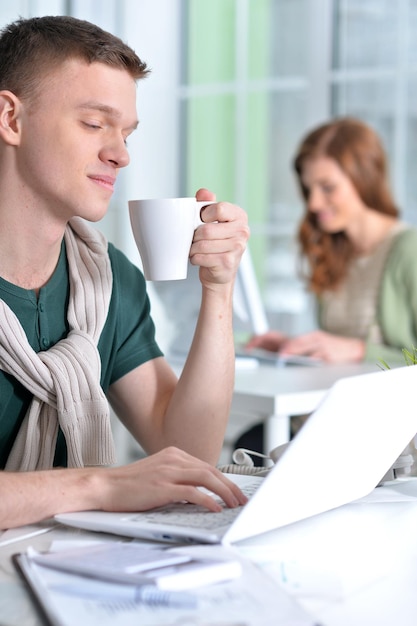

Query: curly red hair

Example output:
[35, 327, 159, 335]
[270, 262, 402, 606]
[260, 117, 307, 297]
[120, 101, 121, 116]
[294, 117, 399, 293]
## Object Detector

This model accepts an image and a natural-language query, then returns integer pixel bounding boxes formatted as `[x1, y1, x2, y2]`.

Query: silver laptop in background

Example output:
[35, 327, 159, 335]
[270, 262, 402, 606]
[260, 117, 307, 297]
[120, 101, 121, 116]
[56, 366, 417, 545]
[234, 347, 322, 367]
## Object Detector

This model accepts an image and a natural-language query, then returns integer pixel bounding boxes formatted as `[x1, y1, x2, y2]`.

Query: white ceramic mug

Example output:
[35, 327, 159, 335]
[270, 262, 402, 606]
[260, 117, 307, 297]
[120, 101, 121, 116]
[128, 197, 214, 281]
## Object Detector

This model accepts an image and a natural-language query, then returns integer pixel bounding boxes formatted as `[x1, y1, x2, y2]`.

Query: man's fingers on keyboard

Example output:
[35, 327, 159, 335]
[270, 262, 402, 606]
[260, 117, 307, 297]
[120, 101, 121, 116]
[193, 470, 247, 508]
[221, 473, 249, 505]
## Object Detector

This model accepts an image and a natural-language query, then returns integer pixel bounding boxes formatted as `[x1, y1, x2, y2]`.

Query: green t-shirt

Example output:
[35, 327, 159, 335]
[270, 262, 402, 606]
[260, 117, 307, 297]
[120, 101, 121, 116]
[0, 241, 163, 468]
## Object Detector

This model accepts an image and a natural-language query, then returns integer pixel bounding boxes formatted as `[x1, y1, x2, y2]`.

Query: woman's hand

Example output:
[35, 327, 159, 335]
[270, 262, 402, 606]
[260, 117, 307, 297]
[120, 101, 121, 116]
[279, 330, 365, 363]
[245, 331, 288, 353]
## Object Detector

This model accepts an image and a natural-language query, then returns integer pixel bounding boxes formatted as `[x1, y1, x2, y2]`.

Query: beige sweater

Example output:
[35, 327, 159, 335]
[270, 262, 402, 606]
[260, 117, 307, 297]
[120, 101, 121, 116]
[0, 218, 116, 471]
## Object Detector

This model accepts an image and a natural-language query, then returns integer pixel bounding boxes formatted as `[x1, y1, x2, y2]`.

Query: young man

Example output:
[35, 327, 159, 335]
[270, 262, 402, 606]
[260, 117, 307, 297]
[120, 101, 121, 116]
[0, 16, 249, 529]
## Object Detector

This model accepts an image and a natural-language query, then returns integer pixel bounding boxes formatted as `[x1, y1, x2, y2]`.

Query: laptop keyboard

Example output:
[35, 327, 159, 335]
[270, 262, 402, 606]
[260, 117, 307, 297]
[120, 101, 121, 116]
[128, 480, 261, 530]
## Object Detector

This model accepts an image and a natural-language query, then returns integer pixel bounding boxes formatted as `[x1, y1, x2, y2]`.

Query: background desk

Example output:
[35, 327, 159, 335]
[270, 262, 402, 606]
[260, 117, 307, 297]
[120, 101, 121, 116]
[230, 362, 378, 456]
[113, 360, 380, 466]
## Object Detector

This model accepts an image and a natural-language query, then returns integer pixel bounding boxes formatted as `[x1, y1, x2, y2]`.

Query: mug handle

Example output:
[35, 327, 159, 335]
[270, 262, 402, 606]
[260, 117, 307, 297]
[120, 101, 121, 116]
[195, 200, 216, 228]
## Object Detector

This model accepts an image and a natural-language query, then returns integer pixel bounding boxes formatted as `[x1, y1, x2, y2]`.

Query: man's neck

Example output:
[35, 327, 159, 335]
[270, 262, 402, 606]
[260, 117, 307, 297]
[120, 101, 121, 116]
[0, 216, 64, 291]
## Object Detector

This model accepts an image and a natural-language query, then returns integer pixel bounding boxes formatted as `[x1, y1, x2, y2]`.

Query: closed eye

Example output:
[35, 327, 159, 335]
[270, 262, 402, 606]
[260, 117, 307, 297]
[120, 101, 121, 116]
[83, 122, 102, 130]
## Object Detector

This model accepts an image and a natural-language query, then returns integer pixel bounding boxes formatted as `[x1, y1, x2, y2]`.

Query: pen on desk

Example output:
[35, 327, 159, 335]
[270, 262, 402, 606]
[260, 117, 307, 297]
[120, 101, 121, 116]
[50, 582, 198, 609]
[0, 523, 57, 547]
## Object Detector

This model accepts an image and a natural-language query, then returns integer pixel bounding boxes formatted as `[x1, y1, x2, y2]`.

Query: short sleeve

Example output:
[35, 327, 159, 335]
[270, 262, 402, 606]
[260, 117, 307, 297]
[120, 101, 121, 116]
[98, 244, 163, 390]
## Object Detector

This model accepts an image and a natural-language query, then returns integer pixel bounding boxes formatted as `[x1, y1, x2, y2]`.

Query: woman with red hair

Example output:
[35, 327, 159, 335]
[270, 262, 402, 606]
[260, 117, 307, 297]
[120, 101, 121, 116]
[248, 117, 417, 366]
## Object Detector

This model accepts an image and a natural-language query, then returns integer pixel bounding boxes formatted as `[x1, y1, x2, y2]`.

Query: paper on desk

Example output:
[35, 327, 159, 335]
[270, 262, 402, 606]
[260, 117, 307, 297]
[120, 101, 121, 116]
[29, 542, 244, 590]
[16, 543, 316, 626]
[238, 496, 417, 605]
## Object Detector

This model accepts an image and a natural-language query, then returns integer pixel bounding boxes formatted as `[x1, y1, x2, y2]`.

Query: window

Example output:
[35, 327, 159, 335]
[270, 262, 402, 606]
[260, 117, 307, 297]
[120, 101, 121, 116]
[181, 0, 417, 336]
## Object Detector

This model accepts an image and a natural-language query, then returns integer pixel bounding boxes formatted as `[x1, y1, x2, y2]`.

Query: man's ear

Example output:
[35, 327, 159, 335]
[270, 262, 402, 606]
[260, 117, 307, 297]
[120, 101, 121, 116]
[0, 90, 22, 146]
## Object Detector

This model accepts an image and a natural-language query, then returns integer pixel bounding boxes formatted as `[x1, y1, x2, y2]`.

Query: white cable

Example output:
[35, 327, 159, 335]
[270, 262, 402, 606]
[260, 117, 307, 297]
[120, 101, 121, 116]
[269, 443, 290, 464]
[232, 448, 271, 466]
[232, 449, 254, 466]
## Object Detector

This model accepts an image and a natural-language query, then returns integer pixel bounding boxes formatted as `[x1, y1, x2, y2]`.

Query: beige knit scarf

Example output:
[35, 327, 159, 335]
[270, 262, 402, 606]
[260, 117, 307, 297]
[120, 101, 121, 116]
[0, 217, 116, 471]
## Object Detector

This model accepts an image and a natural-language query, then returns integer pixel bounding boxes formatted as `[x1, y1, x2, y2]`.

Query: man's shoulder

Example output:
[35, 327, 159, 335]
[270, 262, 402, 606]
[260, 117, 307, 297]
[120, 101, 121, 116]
[106, 243, 147, 299]
[107, 242, 138, 273]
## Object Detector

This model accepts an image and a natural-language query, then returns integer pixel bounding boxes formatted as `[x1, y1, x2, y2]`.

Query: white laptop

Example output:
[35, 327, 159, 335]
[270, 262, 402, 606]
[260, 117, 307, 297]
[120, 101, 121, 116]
[56, 365, 417, 545]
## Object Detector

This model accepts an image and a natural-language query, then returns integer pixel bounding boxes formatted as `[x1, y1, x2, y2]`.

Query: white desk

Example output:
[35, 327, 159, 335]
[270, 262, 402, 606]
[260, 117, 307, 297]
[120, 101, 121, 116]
[231, 362, 379, 453]
[237, 477, 417, 626]
[2, 478, 417, 626]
